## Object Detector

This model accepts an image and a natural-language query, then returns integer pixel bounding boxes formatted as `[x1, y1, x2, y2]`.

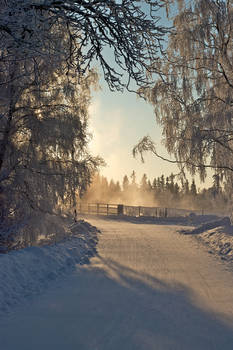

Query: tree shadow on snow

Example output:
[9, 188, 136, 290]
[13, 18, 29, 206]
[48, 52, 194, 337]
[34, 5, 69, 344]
[4, 253, 233, 350]
[73, 257, 233, 350]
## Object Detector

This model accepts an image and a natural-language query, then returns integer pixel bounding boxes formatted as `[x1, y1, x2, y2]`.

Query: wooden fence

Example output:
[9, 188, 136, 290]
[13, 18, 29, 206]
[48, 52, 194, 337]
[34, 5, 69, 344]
[77, 202, 203, 218]
[77, 203, 122, 216]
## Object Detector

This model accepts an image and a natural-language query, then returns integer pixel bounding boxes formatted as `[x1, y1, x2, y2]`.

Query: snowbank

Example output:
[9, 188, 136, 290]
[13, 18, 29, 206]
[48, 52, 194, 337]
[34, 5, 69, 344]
[0, 220, 100, 314]
[179, 217, 233, 263]
[195, 225, 233, 263]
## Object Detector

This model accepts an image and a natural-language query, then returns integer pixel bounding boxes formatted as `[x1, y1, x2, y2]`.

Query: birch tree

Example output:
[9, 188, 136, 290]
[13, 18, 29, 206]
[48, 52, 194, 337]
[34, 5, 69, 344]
[0, 0, 170, 91]
[0, 11, 103, 244]
[137, 0, 233, 193]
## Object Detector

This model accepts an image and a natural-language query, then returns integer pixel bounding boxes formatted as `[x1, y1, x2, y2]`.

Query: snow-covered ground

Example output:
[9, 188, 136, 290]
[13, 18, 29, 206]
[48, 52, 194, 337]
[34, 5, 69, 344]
[0, 220, 100, 314]
[1, 217, 233, 350]
[89, 213, 224, 226]
[102, 214, 233, 265]
[0, 214, 232, 318]
[180, 217, 233, 264]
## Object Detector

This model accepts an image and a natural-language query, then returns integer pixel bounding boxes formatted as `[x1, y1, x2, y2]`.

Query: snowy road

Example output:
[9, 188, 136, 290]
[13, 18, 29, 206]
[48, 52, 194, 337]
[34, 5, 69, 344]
[1, 217, 233, 349]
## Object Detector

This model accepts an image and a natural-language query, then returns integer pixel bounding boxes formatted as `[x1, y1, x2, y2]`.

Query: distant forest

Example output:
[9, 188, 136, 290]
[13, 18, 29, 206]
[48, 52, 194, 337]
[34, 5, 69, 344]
[82, 171, 230, 214]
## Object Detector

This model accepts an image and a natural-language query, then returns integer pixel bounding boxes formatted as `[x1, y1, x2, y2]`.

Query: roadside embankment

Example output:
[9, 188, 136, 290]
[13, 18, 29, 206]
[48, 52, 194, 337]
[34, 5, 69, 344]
[180, 217, 233, 263]
[0, 220, 100, 314]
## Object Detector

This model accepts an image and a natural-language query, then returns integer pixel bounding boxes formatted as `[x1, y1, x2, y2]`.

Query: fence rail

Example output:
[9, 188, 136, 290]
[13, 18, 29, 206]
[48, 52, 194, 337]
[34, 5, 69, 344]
[77, 202, 205, 218]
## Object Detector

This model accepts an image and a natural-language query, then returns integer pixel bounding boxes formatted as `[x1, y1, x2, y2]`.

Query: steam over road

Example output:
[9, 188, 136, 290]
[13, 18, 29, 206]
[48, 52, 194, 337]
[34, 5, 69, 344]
[1, 218, 233, 349]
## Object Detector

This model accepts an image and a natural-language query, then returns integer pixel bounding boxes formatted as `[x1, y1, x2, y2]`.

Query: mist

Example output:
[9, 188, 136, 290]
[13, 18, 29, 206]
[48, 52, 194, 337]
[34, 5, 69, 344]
[81, 172, 230, 216]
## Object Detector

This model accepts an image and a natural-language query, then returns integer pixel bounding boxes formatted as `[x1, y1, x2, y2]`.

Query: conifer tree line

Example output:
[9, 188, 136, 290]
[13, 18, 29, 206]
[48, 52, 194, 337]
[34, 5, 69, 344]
[82, 171, 230, 214]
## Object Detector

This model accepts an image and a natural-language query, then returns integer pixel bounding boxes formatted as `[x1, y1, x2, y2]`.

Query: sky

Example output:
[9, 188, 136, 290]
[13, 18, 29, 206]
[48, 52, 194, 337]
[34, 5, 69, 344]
[88, 1, 213, 190]
[89, 84, 180, 184]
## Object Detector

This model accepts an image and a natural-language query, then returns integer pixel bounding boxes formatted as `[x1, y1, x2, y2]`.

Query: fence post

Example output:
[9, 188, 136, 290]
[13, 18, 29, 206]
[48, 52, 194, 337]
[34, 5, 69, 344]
[138, 206, 141, 217]
[97, 203, 99, 215]
[117, 204, 124, 215]
[107, 204, 109, 215]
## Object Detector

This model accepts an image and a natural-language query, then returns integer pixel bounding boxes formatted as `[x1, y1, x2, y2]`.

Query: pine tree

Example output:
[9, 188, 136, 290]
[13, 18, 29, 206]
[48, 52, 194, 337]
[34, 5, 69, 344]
[122, 175, 130, 193]
[152, 178, 157, 190]
[190, 180, 197, 196]
[140, 174, 149, 192]
[183, 180, 190, 196]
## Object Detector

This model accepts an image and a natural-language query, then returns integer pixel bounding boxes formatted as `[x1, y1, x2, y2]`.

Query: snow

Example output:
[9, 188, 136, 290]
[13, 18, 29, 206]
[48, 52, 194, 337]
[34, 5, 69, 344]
[0, 213, 232, 318]
[91, 212, 225, 228]
[179, 217, 233, 263]
[0, 220, 99, 314]
[197, 225, 233, 262]
[1, 217, 233, 350]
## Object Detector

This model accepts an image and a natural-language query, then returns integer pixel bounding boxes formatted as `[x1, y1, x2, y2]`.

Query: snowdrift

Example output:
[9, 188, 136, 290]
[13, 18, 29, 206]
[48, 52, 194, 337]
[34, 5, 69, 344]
[0, 220, 100, 314]
[179, 217, 233, 263]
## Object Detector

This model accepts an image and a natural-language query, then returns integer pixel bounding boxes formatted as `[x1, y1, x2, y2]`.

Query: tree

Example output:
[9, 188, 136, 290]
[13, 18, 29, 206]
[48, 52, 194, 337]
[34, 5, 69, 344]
[109, 179, 121, 200]
[173, 183, 180, 198]
[212, 174, 221, 197]
[115, 181, 122, 198]
[190, 180, 197, 197]
[169, 173, 175, 193]
[159, 175, 165, 192]
[136, 0, 233, 191]
[130, 170, 137, 186]
[152, 178, 157, 190]
[0, 0, 170, 92]
[140, 174, 149, 193]
[0, 17, 103, 244]
[122, 175, 130, 193]
[183, 180, 190, 196]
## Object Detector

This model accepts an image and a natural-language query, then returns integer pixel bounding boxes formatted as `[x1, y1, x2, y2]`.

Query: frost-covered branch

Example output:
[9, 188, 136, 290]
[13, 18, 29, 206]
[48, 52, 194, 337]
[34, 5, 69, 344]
[133, 136, 233, 173]
[141, 0, 233, 189]
[0, 0, 170, 92]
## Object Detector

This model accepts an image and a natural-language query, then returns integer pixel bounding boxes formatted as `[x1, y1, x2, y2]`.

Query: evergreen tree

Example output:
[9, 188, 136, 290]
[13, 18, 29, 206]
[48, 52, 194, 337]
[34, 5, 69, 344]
[212, 174, 221, 197]
[169, 173, 175, 193]
[115, 181, 122, 196]
[130, 171, 136, 186]
[152, 178, 157, 190]
[165, 177, 170, 192]
[183, 180, 190, 196]
[130, 170, 138, 192]
[122, 175, 130, 193]
[173, 183, 180, 197]
[190, 180, 197, 196]
[147, 180, 152, 191]
[140, 174, 149, 192]
[160, 175, 165, 192]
